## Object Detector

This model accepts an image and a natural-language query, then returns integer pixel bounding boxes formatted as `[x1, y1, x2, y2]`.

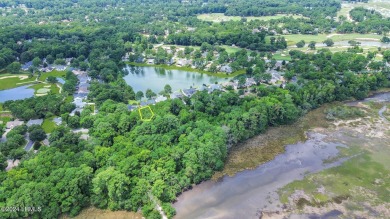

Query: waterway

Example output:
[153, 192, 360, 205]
[173, 92, 390, 219]
[0, 85, 34, 103]
[173, 133, 348, 219]
[123, 65, 230, 93]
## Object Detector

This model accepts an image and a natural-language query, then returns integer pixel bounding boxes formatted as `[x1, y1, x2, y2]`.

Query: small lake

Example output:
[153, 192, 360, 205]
[0, 85, 34, 103]
[56, 77, 65, 84]
[123, 65, 230, 93]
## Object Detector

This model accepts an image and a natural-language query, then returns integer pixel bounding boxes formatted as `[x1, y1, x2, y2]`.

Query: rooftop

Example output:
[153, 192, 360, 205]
[26, 119, 43, 127]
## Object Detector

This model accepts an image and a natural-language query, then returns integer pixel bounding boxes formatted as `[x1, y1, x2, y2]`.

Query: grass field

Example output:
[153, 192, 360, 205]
[42, 117, 57, 133]
[277, 33, 382, 46]
[273, 52, 292, 61]
[220, 45, 242, 54]
[29, 83, 60, 95]
[39, 70, 66, 81]
[0, 74, 37, 90]
[65, 95, 74, 103]
[197, 13, 306, 22]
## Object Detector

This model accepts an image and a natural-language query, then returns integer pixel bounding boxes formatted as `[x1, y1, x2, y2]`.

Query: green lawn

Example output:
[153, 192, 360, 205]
[279, 33, 382, 46]
[197, 13, 306, 22]
[42, 117, 57, 133]
[0, 74, 37, 90]
[220, 45, 242, 54]
[273, 53, 292, 61]
[65, 95, 74, 103]
[39, 70, 66, 81]
[29, 83, 60, 95]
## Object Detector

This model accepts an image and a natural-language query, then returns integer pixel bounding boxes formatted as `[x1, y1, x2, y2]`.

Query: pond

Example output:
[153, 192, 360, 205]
[123, 65, 230, 93]
[0, 85, 35, 103]
[56, 77, 65, 84]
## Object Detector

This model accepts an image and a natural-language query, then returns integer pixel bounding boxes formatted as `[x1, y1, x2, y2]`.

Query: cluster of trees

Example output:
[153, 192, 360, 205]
[3, 95, 65, 121]
[338, 7, 390, 34]
[0, 125, 27, 159]
[2, 46, 389, 218]
[1, 1, 390, 219]
[88, 80, 135, 106]
[0, 124, 46, 160]
[167, 28, 287, 51]
[63, 70, 79, 94]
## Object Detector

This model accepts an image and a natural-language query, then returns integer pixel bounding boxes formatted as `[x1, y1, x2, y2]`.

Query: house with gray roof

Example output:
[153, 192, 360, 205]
[53, 117, 62, 126]
[6, 120, 24, 129]
[155, 95, 168, 103]
[127, 105, 138, 111]
[208, 84, 222, 93]
[170, 91, 184, 99]
[27, 119, 43, 127]
[182, 88, 197, 97]
[176, 59, 191, 67]
[245, 78, 257, 87]
[220, 65, 232, 74]
[53, 65, 67, 71]
[140, 99, 156, 106]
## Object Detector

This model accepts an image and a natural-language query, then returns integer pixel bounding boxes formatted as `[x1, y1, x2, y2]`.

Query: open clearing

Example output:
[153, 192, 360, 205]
[278, 33, 382, 46]
[60, 207, 143, 219]
[42, 117, 57, 133]
[29, 83, 60, 95]
[39, 70, 66, 81]
[197, 13, 306, 22]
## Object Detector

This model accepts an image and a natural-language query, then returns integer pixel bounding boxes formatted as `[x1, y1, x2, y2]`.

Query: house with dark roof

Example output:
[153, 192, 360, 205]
[127, 105, 138, 111]
[21, 61, 33, 71]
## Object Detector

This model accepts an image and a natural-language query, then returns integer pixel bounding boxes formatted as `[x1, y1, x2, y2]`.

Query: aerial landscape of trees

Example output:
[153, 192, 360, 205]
[0, 0, 390, 218]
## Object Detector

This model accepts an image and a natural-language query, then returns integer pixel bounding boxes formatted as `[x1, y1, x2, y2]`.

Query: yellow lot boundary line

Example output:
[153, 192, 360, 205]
[138, 105, 155, 122]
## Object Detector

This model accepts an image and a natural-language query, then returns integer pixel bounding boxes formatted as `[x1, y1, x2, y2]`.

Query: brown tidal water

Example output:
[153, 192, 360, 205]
[173, 132, 349, 219]
[174, 93, 390, 219]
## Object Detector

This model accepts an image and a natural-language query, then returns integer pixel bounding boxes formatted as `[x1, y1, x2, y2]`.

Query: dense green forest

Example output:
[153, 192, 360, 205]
[1, 0, 390, 218]
[1, 48, 389, 218]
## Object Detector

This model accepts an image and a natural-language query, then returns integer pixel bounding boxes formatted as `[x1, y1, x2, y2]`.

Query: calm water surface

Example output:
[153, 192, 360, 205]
[173, 133, 348, 219]
[123, 65, 230, 93]
[0, 85, 34, 103]
[174, 92, 390, 219]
